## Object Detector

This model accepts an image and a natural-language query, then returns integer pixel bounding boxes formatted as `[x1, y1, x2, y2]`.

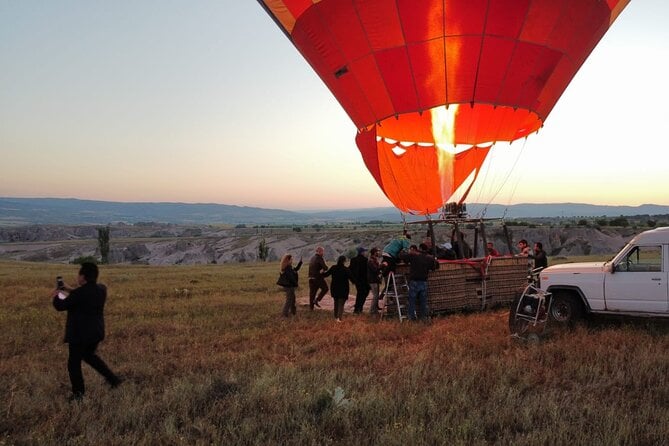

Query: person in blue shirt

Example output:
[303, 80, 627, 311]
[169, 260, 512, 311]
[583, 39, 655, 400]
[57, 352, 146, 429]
[381, 229, 412, 276]
[379, 230, 412, 301]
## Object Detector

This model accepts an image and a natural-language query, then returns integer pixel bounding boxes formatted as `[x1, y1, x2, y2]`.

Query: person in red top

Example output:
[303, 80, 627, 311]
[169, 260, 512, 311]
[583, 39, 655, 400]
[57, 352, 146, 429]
[486, 241, 500, 257]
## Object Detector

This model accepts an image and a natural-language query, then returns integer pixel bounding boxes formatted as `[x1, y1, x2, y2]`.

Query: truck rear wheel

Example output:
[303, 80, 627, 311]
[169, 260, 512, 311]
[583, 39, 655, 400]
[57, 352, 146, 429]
[549, 291, 583, 326]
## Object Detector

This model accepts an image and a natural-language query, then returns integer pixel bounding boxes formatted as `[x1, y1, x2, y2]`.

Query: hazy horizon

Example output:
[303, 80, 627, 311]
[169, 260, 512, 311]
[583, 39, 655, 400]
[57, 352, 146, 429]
[2, 195, 668, 213]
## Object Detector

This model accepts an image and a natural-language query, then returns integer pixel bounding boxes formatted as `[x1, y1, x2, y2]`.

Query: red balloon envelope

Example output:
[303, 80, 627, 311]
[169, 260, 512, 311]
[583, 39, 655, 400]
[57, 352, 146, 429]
[259, 0, 630, 214]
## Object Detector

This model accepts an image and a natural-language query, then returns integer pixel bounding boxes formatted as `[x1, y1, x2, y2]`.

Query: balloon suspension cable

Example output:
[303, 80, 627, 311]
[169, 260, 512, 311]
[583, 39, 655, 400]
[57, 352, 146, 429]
[505, 138, 529, 206]
[472, 142, 496, 208]
[485, 136, 529, 210]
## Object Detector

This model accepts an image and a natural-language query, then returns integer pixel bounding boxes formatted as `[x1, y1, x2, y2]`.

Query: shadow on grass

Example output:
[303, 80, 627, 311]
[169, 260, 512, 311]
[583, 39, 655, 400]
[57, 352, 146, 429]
[584, 314, 669, 336]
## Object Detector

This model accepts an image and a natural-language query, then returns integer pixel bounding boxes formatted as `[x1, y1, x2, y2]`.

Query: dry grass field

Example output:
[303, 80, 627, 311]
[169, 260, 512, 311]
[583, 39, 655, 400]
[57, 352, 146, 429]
[1, 259, 668, 445]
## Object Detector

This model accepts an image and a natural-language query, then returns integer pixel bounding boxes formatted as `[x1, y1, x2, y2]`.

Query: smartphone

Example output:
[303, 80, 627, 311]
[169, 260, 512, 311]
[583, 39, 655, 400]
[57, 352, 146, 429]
[56, 276, 65, 290]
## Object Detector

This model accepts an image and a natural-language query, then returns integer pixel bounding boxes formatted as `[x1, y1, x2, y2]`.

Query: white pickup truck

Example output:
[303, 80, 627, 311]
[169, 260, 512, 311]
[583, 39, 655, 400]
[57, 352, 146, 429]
[541, 227, 669, 324]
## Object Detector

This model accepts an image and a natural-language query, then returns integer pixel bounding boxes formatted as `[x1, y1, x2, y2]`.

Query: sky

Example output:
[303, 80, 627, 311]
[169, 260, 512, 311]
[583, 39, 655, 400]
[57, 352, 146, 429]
[1, 1, 668, 211]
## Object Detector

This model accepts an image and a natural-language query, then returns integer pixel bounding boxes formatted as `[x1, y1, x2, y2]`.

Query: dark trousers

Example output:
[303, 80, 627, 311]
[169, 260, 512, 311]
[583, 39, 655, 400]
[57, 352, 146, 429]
[68, 342, 119, 395]
[282, 286, 296, 317]
[334, 298, 346, 320]
[381, 255, 398, 277]
[369, 283, 381, 314]
[308, 277, 329, 309]
[353, 283, 370, 313]
[408, 280, 429, 321]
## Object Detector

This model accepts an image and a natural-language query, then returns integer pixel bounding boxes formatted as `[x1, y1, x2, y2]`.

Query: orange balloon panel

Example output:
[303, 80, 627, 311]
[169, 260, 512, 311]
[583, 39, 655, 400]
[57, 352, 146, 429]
[356, 129, 491, 214]
[259, 0, 630, 213]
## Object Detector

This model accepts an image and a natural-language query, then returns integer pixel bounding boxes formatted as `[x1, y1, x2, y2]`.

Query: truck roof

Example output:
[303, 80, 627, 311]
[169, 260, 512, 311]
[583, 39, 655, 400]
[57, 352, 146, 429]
[630, 227, 669, 245]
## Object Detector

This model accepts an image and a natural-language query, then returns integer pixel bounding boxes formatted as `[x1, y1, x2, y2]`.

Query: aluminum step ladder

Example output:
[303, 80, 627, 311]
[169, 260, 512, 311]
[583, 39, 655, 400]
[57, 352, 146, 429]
[382, 271, 409, 322]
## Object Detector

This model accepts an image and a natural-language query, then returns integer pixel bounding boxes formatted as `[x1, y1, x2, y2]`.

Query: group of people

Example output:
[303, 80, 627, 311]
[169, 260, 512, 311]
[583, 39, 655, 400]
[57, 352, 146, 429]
[516, 239, 548, 269]
[277, 232, 549, 322]
[278, 245, 383, 322]
[278, 231, 438, 322]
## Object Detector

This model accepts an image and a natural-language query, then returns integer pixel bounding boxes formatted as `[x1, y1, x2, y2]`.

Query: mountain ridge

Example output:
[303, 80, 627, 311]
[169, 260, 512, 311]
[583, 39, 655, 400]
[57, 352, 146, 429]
[2, 197, 669, 226]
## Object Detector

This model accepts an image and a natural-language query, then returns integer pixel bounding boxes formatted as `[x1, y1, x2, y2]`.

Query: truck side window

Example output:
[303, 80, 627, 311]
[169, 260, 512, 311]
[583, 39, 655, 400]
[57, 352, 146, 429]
[618, 246, 662, 272]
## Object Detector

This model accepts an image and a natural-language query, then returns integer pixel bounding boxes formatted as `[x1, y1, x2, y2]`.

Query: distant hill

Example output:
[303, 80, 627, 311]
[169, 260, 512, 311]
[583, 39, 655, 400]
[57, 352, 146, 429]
[0, 197, 302, 226]
[1, 197, 669, 226]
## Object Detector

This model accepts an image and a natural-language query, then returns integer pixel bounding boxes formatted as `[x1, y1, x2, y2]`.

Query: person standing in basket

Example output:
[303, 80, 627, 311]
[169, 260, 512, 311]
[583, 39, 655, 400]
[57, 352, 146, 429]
[367, 247, 383, 314]
[349, 246, 370, 314]
[51, 262, 122, 401]
[399, 243, 438, 321]
[451, 230, 473, 259]
[532, 242, 548, 269]
[308, 246, 329, 310]
[278, 253, 303, 317]
[322, 255, 355, 322]
[486, 241, 500, 257]
[517, 239, 531, 257]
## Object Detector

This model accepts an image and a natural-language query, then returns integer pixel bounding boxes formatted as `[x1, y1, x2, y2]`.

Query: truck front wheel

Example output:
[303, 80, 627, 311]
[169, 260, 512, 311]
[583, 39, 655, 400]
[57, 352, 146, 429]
[549, 291, 583, 326]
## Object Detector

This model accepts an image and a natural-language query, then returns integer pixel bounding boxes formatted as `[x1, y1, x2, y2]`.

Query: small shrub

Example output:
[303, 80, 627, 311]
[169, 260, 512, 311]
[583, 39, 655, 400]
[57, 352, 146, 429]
[70, 255, 98, 265]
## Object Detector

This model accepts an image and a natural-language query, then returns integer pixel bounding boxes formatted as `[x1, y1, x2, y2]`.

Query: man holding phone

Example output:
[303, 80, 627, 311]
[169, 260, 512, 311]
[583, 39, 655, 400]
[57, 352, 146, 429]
[51, 262, 121, 401]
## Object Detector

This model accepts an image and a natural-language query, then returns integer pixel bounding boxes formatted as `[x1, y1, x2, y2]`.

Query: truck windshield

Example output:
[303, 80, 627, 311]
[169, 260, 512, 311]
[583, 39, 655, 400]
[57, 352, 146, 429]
[615, 245, 663, 272]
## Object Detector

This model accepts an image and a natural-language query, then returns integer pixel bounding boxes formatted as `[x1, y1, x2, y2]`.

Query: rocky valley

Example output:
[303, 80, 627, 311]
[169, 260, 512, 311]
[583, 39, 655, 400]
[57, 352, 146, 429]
[0, 223, 644, 265]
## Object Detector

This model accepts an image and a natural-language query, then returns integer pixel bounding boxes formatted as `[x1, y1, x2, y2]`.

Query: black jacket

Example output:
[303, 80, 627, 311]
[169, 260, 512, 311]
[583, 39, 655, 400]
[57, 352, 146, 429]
[323, 264, 354, 299]
[53, 282, 107, 344]
[399, 251, 438, 281]
[308, 254, 327, 278]
[532, 250, 548, 269]
[279, 260, 303, 287]
[349, 254, 369, 287]
[367, 256, 382, 284]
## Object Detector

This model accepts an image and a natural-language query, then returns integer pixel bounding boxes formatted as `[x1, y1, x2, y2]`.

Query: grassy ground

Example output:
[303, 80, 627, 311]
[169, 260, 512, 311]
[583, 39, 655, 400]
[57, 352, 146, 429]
[1, 260, 668, 445]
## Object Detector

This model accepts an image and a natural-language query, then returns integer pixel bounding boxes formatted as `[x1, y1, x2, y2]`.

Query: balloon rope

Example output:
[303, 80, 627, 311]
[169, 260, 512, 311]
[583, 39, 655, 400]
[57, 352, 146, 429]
[485, 137, 529, 210]
[504, 137, 529, 207]
[472, 144, 494, 211]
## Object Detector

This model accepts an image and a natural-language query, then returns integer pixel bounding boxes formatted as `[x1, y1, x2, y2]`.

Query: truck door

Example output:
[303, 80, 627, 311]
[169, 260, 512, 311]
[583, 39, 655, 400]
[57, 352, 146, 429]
[605, 245, 668, 313]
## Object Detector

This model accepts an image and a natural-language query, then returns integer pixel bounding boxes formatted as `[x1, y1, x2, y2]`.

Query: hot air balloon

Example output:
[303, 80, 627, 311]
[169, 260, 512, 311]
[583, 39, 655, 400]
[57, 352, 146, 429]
[258, 0, 630, 215]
